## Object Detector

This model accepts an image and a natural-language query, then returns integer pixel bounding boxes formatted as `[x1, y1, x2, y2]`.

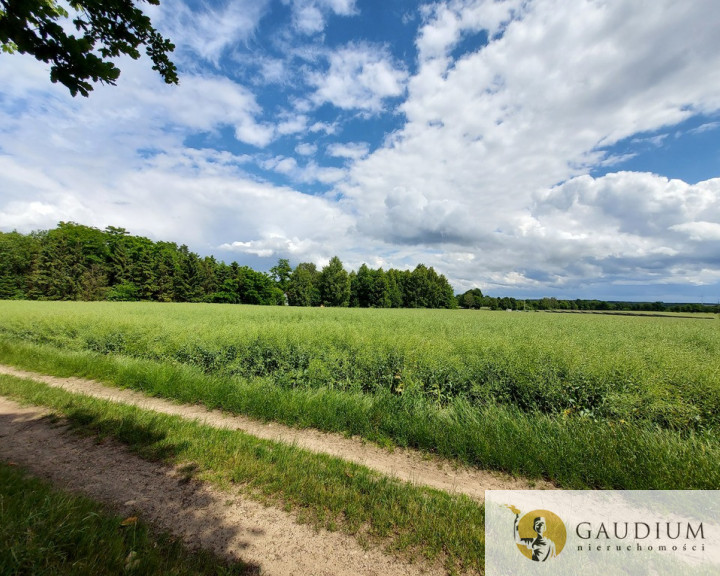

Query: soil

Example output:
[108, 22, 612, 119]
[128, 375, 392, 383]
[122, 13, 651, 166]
[0, 364, 553, 501]
[0, 396, 444, 576]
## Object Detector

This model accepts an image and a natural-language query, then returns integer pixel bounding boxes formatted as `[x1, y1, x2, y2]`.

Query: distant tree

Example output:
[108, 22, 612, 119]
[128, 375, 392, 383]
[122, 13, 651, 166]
[235, 266, 283, 305]
[458, 288, 483, 309]
[461, 292, 475, 309]
[197, 256, 219, 299]
[287, 262, 320, 307]
[270, 258, 292, 294]
[484, 296, 499, 310]
[353, 264, 391, 308]
[0, 230, 39, 298]
[319, 256, 350, 307]
[0, 0, 178, 96]
[127, 236, 157, 300]
[107, 280, 139, 301]
[348, 270, 359, 307]
[368, 268, 391, 308]
[30, 222, 109, 300]
[355, 264, 372, 307]
[105, 226, 130, 286]
[153, 246, 176, 301]
[208, 262, 241, 303]
[385, 269, 403, 308]
[404, 264, 429, 308]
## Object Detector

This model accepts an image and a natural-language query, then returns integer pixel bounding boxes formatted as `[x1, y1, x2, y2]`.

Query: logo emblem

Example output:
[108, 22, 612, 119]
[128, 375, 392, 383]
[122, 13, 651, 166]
[508, 506, 567, 562]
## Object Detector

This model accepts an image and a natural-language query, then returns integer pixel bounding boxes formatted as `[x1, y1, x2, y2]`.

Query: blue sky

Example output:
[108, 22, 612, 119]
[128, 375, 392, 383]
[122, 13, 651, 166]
[2, 0, 720, 302]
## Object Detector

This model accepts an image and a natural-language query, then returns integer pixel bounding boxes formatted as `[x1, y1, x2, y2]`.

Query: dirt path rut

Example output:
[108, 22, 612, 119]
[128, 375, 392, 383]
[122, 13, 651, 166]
[0, 364, 552, 499]
[0, 396, 445, 576]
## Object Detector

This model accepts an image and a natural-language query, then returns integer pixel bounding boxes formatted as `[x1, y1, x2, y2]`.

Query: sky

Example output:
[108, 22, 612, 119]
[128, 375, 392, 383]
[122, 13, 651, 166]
[1, 0, 720, 302]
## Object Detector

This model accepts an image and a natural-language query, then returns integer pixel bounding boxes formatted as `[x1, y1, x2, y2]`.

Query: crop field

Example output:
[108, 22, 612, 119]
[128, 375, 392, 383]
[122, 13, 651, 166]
[0, 300, 718, 491]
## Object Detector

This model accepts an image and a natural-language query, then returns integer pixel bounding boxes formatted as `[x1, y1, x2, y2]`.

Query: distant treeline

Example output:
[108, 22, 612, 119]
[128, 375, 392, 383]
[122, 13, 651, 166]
[456, 288, 720, 314]
[0, 222, 456, 308]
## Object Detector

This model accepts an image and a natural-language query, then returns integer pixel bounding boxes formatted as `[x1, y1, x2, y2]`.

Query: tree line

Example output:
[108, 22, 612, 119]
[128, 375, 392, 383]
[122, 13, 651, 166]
[0, 223, 456, 308]
[456, 288, 720, 314]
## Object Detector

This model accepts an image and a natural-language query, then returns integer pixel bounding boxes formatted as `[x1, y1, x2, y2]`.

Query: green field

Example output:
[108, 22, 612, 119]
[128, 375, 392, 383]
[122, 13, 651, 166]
[0, 300, 718, 489]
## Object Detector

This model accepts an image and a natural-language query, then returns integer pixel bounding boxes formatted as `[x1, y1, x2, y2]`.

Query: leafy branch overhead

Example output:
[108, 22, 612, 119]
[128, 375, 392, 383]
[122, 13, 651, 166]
[0, 0, 178, 96]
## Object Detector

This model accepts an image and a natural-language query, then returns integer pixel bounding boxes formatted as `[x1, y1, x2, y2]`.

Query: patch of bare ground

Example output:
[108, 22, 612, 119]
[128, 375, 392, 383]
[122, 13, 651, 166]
[0, 396, 444, 576]
[0, 364, 554, 500]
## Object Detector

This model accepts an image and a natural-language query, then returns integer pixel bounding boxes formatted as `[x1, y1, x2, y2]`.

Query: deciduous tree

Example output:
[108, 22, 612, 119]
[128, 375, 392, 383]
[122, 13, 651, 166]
[0, 0, 177, 96]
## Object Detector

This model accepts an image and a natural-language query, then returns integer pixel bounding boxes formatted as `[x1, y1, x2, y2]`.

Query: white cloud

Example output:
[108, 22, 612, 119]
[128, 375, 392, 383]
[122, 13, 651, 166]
[515, 172, 720, 286]
[296, 143, 318, 156]
[262, 155, 346, 184]
[631, 134, 668, 147]
[277, 114, 309, 136]
[157, 74, 276, 147]
[152, 0, 271, 65]
[308, 43, 408, 112]
[671, 221, 720, 242]
[257, 57, 288, 84]
[689, 122, 720, 135]
[326, 142, 369, 160]
[416, 0, 524, 63]
[283, 0, 357, 35]
[309, 121, 338, 134]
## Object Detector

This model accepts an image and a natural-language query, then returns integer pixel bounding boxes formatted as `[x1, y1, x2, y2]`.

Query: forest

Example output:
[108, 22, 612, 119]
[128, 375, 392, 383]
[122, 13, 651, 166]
[0, 222, 456, 308]
[2, 222, 716, 312]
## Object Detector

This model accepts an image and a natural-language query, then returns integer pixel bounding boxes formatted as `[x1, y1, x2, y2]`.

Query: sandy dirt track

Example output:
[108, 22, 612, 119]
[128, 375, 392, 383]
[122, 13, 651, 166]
[0, 364, 552, 500]
[0, 396, 447, 576]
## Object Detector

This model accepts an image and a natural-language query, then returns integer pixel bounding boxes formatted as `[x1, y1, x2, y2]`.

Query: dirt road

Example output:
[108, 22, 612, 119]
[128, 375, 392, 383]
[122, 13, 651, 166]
[0, 396, 446, 576]
[0, 364, 552, 501]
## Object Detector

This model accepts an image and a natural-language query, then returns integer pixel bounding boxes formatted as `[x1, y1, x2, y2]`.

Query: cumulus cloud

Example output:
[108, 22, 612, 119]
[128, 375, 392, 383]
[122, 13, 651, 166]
[671, 221, 720, 242]
[526, 173, 720, 281]
[308, 43, 408, 112]
[277, 114, 310, 136]
[335, 0, 720, 293]
[1, 142, 355, 263]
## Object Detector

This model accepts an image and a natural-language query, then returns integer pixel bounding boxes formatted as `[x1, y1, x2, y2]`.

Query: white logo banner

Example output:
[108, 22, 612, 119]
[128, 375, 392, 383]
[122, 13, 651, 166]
[485, 490, 720, 575]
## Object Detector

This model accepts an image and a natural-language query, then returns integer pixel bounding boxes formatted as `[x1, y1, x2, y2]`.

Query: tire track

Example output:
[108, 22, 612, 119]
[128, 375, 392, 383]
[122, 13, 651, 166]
[0, 364, 553, 500]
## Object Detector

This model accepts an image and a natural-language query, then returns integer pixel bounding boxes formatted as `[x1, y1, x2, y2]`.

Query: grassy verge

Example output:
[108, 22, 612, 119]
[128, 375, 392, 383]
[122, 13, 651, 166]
[0, 461, 256, 575]
[0, 373, 486, 574]
[0, 340, 718, 490]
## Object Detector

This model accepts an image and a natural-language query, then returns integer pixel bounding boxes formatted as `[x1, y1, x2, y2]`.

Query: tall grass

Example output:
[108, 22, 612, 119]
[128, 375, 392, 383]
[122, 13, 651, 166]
[1, 340, 718, 489]
[0, 301, 718, 431]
